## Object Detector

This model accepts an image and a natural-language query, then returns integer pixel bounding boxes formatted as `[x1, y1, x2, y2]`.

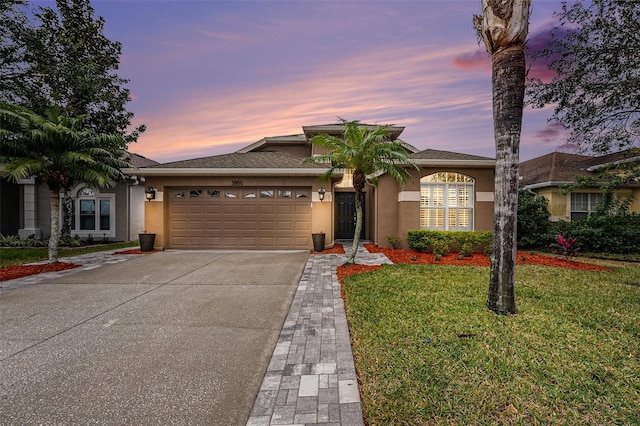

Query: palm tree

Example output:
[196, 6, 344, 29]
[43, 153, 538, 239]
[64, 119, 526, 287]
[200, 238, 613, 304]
[304, 119, 418, 264]
[0, 102, 131, 263]
[474, 0, 530, 314]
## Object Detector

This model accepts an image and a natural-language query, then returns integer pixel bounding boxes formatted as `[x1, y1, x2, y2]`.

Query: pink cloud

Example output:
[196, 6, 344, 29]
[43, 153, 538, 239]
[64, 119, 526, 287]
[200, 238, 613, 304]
[451, 49, 490, 72]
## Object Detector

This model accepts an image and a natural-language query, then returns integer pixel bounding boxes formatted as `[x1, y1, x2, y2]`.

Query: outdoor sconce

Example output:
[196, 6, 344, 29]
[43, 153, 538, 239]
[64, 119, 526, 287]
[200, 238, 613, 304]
[318, 187, 326, 202]
[145, 187, 156, 201]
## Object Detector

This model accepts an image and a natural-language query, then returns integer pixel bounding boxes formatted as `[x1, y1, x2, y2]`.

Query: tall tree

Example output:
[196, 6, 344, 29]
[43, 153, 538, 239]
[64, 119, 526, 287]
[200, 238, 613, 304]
[528, 0, 640, 155]
[304, 119, 418, 264]
[0, 1, 29, 104]
[0, 102, 131, 263]
[474, 0, 530, 315]
[1, 0, 144, 142]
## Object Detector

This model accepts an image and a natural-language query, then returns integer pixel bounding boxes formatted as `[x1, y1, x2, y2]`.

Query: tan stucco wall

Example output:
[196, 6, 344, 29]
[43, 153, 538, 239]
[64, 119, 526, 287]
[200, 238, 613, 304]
[375, 166, 495, 248]
[143, 175, 336, 250]
[531, 186, 640, 221]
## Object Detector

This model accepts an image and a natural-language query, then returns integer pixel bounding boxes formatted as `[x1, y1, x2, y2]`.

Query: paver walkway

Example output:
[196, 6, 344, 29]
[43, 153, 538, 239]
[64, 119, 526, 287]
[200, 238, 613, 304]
[246, 242, 392, 426]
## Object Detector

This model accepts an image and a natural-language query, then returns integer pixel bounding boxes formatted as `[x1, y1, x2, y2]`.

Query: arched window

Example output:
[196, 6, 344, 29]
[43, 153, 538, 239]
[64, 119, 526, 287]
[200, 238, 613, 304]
[420, 172, 474, 231]
[69, 186, 115, 237]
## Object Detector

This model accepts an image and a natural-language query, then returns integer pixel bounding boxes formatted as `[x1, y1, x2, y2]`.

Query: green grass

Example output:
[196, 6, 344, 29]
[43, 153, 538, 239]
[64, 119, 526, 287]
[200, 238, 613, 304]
[343, 263, 640, 425]
[0, 241, 139, 267]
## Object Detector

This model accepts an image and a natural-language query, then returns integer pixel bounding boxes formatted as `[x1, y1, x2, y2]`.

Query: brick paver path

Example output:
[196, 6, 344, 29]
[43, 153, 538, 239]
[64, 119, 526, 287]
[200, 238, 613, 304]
[247, 243, 391, 426]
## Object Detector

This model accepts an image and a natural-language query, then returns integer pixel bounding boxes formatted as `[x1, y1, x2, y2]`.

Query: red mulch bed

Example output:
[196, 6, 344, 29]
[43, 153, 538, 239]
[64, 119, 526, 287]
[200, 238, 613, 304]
[0, 262, 79, 282]
[311, 243, 346, 255]
[113, 249, 159, 255]
[364, 244, 613, 272]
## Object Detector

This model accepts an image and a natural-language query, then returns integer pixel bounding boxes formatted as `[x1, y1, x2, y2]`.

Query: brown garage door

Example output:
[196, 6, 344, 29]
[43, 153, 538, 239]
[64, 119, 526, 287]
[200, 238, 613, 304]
[168, 187, 312, 249]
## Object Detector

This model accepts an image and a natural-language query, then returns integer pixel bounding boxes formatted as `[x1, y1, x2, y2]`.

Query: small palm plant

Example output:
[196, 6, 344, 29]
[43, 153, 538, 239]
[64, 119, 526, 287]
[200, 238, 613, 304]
[304, 119, 418, 264]
[0, 102, 132, 263]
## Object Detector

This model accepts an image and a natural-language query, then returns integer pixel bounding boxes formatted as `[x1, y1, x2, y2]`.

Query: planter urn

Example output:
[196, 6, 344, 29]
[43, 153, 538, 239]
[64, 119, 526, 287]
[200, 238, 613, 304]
[139, 233, 156, 252]
[312, 233, 325, 252]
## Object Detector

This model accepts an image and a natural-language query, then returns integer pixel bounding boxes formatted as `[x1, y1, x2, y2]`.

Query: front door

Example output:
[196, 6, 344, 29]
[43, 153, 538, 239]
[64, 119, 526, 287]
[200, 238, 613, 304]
[335, 192, 365, 239]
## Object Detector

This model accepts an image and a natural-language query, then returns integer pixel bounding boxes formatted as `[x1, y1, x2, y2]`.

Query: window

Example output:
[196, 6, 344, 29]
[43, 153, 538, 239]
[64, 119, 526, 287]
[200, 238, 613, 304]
[420, 173, 474, 231]
[571, 192, 603, 221]
[70, 186, 115, 237]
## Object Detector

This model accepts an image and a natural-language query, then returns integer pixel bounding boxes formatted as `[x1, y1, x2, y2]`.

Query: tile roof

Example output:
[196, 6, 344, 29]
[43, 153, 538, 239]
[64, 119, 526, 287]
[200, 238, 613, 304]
[127, 152, 159, 168]
[519, 152, 592, 185]
[411, 148, 494, 161]
[148, 151, 326, 169]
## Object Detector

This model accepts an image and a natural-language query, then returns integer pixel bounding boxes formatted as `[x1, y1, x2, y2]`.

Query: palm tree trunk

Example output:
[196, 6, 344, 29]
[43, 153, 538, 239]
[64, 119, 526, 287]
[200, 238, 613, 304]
[487, 45, 525, 315]
[48, 190, 61, 263]
[347, 191, 363, 264]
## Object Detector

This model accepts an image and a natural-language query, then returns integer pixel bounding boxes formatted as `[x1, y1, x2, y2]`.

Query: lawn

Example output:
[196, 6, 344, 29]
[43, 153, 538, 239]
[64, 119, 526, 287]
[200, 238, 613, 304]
[342, 262, 640, 425]
[0, 241, 139, 267]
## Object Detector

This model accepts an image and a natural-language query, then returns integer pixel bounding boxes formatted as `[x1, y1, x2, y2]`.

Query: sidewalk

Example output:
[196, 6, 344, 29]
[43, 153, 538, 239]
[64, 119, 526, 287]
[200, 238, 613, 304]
[246, 242, 392, 426]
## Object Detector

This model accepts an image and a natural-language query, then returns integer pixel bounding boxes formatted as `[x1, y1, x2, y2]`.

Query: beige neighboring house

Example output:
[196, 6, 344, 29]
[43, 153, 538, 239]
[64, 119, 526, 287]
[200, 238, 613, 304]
[519, 149, 640, 221]
[128, 124, 496, 250]
[0, 153, 158, 241]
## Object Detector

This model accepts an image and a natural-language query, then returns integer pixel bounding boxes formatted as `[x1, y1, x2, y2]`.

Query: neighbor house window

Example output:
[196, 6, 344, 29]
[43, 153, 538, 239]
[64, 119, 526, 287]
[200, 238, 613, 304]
[570, 192, 603, 221]
[420, 172, 474, 231]
[70, 186, 115, 237]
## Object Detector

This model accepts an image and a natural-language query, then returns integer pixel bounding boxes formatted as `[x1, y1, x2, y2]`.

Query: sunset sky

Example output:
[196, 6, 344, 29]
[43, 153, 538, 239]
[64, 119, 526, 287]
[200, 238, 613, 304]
[35, 0, 569, 163]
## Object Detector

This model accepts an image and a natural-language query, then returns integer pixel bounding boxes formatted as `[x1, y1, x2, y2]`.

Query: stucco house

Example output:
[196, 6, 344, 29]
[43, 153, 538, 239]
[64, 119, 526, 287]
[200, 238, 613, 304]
[519, 149, 640, 221]
[0, 153, 158, 241]
[128, 124, 496, 250]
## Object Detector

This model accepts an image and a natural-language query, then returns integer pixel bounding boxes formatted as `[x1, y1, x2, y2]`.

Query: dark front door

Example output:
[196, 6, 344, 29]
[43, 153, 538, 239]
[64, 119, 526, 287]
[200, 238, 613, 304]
[335, 192, 365, 239]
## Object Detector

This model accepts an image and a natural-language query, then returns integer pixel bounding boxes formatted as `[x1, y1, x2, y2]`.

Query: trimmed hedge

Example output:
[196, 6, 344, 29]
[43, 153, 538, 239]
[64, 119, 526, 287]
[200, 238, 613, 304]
[551, 214, 640, 254]
[407, 230, 492, 254]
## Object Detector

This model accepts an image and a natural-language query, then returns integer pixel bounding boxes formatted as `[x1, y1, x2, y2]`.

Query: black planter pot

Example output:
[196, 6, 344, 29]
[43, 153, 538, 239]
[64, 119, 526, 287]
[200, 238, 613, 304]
[139, 233, 156, 252]
[312, 233, 325, 252]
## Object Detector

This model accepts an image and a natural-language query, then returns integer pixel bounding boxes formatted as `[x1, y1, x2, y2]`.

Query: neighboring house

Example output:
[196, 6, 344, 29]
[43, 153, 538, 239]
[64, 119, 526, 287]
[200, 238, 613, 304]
[0, 153, 159, 241]
[128, 124, 496, 250]
[519, 150, 640, 221]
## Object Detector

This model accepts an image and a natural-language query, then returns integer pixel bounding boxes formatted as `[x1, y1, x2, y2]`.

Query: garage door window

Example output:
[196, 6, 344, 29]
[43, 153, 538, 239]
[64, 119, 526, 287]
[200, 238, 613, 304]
[208, 190, 221, 198]
[190, 190, 202, 198]
[225, 191, 238, 198]
[279, 190, 292, 198]
[261, 190, 274, 198]
[244, 190, 257, 198]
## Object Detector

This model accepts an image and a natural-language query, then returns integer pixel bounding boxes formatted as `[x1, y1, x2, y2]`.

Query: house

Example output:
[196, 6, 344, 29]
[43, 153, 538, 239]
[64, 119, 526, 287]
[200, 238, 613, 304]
[0, 153, 159, 241]
[519, 150, 640, 221]
[128, 124, 496, 250]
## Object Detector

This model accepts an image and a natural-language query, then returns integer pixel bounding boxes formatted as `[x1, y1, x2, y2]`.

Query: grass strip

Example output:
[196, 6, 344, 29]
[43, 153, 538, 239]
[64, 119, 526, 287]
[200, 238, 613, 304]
[343, 263, 640, 425]
[0, 241, 139, 267]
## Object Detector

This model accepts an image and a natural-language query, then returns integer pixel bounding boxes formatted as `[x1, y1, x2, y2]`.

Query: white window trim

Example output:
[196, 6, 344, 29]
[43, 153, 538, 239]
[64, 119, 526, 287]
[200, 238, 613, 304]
[68, 185, 116, 238]
[419, 173, 475, 231]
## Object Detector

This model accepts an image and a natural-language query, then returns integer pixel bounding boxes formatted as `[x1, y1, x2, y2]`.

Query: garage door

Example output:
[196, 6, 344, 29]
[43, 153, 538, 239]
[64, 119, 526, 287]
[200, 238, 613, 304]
[168, 187, 312, 249]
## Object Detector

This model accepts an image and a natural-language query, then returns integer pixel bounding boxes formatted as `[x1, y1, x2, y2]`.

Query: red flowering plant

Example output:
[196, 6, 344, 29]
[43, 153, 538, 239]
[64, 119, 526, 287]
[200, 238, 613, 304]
[550, 234, 579, 258]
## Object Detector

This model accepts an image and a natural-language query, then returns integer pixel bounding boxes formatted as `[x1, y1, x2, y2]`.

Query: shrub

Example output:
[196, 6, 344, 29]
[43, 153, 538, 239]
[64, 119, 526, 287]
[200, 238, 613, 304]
[517, 190, 552, 249]
[386, 234, 401, 249]
[407, 230, 492, 254]
[460, 241, 474, 257]
[432, 240, 449, 259]
[552, 213, 640, 254]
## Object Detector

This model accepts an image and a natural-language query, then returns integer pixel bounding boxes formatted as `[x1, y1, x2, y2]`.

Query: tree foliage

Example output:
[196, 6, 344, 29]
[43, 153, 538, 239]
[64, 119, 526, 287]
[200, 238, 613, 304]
[0, 0, 144, 142]
[528, 0, 640, 155]
[304, 119, 418, 264]
[0, 102, 132, 262]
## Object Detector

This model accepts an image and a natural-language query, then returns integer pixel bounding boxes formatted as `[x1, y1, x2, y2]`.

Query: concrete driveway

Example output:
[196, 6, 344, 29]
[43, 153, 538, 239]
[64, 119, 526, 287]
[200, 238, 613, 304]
[0, 250, 309, 425]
